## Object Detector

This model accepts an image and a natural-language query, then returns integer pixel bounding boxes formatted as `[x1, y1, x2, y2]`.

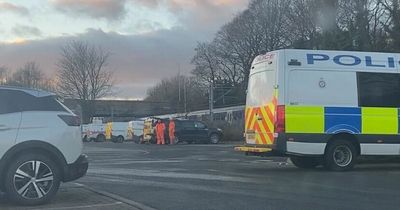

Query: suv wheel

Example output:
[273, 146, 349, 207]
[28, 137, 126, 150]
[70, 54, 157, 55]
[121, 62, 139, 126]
[324, 139, 357, 171]
[4, 153, 61, 206]
[210, 134, 220, 144]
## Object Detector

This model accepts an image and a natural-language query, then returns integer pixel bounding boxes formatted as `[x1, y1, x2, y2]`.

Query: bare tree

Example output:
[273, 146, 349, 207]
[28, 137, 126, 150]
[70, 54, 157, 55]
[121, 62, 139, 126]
[56, 41, 113, 100]
[145, 74, 208, 112]
[191, 42, 222, 85]
[9, 62, 45, 89]
[0, 66, 8, 85]
[380, 0, 400, 51]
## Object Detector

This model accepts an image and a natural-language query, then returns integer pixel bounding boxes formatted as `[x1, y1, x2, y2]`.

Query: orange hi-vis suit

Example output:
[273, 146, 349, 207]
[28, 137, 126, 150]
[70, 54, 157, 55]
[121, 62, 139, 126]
[169, 120, 175, 144]
[155, 122, 166, 145]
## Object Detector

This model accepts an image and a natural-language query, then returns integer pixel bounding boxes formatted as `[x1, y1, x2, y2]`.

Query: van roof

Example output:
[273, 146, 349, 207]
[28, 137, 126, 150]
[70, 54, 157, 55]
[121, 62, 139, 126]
[0, 86, 56, 98]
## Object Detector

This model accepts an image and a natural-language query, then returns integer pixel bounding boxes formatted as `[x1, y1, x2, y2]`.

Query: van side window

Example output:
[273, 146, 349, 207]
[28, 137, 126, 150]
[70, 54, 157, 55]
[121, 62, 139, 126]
[357, 72, 400, 107]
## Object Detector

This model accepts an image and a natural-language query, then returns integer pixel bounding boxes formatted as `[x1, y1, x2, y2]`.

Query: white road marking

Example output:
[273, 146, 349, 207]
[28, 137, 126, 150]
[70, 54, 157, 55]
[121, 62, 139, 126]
[31, 202, 123, 210]
[87, 168, 254, 183]
[92, 160, 184, 165]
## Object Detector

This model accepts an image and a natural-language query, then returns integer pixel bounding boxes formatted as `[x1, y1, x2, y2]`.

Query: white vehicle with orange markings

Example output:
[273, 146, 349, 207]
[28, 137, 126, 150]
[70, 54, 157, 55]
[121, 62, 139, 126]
[236, 49, 400, 171]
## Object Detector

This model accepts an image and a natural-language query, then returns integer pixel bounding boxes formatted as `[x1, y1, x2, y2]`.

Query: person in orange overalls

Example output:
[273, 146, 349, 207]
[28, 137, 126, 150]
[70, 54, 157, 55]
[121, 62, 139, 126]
[169, 118, 176, 145]
[155, 119, 166, 145]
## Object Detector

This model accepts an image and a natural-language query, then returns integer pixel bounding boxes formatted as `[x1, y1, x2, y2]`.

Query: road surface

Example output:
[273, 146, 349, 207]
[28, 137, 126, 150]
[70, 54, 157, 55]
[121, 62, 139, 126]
[79, 142, 400, 210]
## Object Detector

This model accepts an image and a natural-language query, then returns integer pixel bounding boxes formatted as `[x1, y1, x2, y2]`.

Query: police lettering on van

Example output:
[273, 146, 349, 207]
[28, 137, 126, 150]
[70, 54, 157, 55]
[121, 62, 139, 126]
[307, 53, 397, 68]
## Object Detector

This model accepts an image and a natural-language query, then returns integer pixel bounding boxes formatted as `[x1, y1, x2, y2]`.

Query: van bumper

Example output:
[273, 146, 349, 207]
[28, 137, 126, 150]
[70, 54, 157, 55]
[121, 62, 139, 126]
[234, 133, 288, 156]
[63, 154, 89, 182]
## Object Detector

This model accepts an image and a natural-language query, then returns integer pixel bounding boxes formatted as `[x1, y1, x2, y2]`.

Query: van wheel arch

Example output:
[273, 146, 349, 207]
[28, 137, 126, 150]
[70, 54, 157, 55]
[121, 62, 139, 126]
[326, 133, 360, 156]
[0, 141, 68, 190]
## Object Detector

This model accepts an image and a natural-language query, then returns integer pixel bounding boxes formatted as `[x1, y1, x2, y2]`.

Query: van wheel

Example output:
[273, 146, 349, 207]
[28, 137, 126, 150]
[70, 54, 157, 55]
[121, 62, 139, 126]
[4, 153, 61, 206]
[324, 139, 357, 171]
[117, 136, 124, 143]
[96, 134, 106, 142]
[290, 156, 320, 169]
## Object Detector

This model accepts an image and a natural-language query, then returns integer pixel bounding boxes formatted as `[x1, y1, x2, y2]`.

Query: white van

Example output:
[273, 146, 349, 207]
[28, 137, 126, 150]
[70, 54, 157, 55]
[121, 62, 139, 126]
[84, 117, 106, 142]
[128, 120, 144, 143]
[0, 86, 88, 205]
[106, 122, 131, 143]
[236, 49, 400, 171]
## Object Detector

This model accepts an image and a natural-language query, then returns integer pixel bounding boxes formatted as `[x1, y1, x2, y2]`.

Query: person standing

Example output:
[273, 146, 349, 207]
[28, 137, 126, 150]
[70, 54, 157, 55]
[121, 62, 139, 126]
[169, 118, 176, 145]
[155, 119, 166, 145]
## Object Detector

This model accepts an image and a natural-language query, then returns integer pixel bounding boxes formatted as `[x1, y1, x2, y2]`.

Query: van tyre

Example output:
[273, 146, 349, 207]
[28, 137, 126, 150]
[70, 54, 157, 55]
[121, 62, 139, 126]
[4, 153, 61, 206]
[324, 139, 357, 171]
[96, 134, 106, 142]
[117, 136, 124, 143]
[290, 156, 320, 169]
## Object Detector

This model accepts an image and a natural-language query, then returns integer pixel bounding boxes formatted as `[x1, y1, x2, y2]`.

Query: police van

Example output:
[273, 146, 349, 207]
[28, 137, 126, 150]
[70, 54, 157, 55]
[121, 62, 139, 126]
[235, 49, 400, 171]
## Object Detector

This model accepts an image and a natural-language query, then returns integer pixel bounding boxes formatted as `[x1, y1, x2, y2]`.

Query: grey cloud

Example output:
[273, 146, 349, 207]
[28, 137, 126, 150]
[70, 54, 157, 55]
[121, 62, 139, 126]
[129, 0, 159, 8]
[0, 2, 29, 15]
[0, 28, 199, 99]
[12, 25, 42, 37]
[51, 0, 127, 21]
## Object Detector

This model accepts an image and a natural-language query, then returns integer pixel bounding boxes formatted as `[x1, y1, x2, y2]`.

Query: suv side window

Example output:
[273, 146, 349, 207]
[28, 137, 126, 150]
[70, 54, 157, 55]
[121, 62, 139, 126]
[182, 121, 195, 129]
[0, 89, 24, 114]
[0, 90, 65, 114]
[194, 122, 206, 129]
[0, 90, 8, 114]
[25, 96, 65, 112]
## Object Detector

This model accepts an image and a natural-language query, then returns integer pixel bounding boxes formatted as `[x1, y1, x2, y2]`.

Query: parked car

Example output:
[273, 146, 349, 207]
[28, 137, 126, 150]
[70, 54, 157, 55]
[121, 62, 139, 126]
[0, 86, 88, 205]
[174, 120, 223, 144]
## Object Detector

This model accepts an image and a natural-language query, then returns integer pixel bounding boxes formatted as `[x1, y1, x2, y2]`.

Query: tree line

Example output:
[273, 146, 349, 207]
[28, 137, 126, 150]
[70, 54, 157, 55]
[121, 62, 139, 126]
[146, 0, 400, 112]
[0, 41, 114, 122]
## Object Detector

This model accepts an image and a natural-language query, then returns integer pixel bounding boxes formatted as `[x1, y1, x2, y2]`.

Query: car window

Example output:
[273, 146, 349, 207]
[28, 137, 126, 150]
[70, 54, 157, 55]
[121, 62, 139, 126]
[182, 121, 195, 129]
[0, 90, 66, 114]
[0, 89, 24, 114]
[194, 122, 206, 129]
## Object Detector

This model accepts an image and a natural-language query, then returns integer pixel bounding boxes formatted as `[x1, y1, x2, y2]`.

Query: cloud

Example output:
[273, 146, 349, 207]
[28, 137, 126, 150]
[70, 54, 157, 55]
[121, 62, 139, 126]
[51, 0, 127, 20]
[0, 28, 198, 99]
[0, 2, 29, 15]
[0, 0, 249, 99]
[12, 25, 42, 37]
[169, 0, 249, 32]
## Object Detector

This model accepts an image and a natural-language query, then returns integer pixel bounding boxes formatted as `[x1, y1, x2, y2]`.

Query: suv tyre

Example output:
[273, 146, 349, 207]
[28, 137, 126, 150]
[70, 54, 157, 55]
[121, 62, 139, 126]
[4, 153, 61, 206]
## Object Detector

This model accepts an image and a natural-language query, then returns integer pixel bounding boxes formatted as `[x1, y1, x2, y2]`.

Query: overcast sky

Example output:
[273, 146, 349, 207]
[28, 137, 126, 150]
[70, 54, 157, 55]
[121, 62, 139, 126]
[0, 0, 249, 99]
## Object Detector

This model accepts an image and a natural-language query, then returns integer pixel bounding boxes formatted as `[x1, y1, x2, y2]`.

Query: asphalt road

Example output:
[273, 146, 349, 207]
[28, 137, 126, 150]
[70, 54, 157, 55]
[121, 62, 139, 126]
[78, 142, 400, 210]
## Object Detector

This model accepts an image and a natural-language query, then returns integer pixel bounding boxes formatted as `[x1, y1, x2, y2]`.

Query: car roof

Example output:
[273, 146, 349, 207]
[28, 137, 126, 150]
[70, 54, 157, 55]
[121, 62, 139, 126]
[0, 86, 56, 98]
